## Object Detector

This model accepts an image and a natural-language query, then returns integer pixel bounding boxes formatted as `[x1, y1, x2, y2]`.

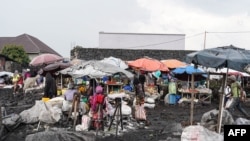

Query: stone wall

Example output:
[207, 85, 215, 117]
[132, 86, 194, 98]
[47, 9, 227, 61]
[0, 88, 13, 107]
[70, 47, 196, 61]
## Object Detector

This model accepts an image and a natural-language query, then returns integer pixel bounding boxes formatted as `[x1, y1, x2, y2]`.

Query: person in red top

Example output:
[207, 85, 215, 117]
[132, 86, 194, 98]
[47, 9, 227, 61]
[89, 85, 105, 130]
[24, 68, 31, 80]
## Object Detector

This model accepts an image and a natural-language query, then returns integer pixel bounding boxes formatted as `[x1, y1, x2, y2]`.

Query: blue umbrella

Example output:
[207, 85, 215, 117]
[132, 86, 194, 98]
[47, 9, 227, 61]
[172, 65, 207, 81]
[172, 65, 204, 74]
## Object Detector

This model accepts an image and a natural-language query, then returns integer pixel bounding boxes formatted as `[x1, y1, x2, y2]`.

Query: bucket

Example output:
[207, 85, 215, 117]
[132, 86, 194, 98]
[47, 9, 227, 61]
[42, 97, 50, 102]
[169, 94, 176, 104]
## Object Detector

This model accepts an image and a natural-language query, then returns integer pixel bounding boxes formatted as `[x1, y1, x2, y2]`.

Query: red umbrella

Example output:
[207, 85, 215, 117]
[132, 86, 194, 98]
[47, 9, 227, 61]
[128, 57, 169, 72]
[29, 53, 63, 67]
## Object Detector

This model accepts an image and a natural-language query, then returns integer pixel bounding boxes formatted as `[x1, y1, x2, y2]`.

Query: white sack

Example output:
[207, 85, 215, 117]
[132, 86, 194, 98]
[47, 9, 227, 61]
[20, 101, 47, 124]
[145, 97, 155, 104]
[47, 97, 64, 108]
[144, 103, 155, 109]
[200, 109, 234, 126]
[2, 113, 21, 126]
[38, 106, 62, 124]
[181, 125, 223, 141]
[75, 115, 91, 131]
[234, 117, 250, 125]
[108, 104, 132, 116]
[62, 100, 73, 112]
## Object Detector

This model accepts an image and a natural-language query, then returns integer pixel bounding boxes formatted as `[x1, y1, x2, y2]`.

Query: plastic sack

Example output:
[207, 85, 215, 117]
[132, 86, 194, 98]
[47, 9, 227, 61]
[145, 97, 155, 104]
[225, 98, 234, 109]
[181, 125, 223, 141]
[135, 104, 146, 120]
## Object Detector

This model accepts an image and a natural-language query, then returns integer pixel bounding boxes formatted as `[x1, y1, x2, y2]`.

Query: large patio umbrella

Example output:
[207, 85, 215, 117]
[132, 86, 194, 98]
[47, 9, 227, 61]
[161, 59, 187, 69]
[39, 62, 72, 75]
[29, 53, 63, 67]
[185, 45, 250, 133]
[127, 56, 169, 72]
[186, 45, 250, 72]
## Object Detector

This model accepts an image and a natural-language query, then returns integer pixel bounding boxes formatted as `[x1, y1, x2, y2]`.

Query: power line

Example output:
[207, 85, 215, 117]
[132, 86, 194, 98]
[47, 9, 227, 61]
[126, 32, 204, 49]
[124, 31, 250, 49]
[207, 31, 250, 33]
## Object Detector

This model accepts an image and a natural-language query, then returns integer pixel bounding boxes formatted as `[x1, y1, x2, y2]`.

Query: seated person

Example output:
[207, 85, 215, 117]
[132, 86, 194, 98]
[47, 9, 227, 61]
[64, 83, 78, 101]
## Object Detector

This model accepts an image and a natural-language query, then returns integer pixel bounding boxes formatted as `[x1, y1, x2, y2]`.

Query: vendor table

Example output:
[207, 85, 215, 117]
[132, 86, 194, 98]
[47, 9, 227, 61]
[178, 88, 212, 104]
[105, 83, 123, 94]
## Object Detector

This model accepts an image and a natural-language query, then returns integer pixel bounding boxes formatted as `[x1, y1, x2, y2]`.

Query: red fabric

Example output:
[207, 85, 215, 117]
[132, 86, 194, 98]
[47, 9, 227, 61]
[17, 76, 23, 85]
[96, 94, 104, 104]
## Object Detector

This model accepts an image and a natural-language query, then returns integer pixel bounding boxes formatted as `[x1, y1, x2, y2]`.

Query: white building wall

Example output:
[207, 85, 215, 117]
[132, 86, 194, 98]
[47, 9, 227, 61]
[99, 32, 185, 50]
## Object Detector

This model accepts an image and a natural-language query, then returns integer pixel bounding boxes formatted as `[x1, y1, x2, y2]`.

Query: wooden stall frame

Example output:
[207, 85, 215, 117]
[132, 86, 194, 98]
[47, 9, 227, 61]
[189, 72, 226, 134]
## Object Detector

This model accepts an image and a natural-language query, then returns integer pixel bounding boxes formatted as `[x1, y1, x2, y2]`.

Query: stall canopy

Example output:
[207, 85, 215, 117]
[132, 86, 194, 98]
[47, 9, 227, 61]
[60, 60, 134, 79]
[100, 56, 128, 69]
[127, 56, 169, 72]
[172, 65, 207, 81]
[161, 59, 187, 69]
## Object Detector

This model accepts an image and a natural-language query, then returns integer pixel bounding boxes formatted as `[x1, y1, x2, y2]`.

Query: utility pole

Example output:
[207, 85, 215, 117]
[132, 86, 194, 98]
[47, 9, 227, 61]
[203, 31, 207, 50]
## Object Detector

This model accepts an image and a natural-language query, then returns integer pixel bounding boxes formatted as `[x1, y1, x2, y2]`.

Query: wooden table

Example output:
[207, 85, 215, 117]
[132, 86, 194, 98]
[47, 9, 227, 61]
[105, 83, 123, 94]
[179, 89, 212, 104]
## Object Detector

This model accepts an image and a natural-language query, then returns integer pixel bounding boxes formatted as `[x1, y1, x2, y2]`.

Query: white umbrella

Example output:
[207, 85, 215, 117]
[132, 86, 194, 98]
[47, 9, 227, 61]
[100, 56, 128, 69]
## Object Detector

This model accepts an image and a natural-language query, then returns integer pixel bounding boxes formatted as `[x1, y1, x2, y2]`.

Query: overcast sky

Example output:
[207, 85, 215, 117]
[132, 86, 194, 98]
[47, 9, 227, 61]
[1, 0, 250, 58]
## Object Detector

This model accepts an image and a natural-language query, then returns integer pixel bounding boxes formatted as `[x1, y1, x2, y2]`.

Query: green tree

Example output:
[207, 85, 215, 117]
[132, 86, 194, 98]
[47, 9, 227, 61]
[1, 44, 30, 64]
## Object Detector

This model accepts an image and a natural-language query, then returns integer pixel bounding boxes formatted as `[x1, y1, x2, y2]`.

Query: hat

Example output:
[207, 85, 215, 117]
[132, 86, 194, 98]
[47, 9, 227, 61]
[95, 86, 103, 93]
[228, 75, 236, 81]
[152, 70, 161, 79]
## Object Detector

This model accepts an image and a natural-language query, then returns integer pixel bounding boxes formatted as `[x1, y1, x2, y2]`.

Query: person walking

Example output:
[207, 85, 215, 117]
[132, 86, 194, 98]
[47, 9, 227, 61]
[227, 75, 250, 118]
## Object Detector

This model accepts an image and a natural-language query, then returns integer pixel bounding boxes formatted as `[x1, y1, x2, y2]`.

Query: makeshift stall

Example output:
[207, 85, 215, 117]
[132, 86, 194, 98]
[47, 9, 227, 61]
[178, 87, 212, 104]
[105, 82, 123, 94]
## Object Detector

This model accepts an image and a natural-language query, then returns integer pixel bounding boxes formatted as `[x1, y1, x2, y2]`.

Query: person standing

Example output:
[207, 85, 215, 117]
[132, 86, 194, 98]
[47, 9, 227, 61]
[168, 78, 177, 104]
[44, 72, 57, 99]
[227, 75, 249, 118]
[24, 69, 31, 81]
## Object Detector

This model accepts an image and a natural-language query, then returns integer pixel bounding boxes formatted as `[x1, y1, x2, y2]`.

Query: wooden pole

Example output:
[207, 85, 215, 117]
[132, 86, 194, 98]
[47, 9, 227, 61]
[0, 105, 2, 127]
[190, 74, 195, 125]
[217, 71, 227, 133]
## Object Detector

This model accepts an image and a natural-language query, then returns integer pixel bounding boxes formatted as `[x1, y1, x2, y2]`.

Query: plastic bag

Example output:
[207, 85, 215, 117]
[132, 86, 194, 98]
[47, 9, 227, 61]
[225, 98, 234, 109]
[135, 104, 146, 120]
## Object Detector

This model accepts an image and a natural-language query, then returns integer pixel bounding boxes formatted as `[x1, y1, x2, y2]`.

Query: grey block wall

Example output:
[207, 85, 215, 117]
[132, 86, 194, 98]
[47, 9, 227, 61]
[71, 47, 195, 62]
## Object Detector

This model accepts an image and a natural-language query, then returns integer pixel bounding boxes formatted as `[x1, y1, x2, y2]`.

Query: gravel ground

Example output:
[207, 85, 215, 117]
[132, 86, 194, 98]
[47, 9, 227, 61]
[2, 92, 250, 141]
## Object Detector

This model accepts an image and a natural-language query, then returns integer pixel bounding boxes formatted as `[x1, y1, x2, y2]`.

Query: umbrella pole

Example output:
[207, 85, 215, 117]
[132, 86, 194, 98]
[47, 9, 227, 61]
[61, 74, 63, 89]
[190, 74, 194, 125]
[217, 69, 228, 133]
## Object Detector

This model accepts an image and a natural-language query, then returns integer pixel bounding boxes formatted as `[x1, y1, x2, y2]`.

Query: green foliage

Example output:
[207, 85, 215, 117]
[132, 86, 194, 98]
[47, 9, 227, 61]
[1, 44, 30, 64]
